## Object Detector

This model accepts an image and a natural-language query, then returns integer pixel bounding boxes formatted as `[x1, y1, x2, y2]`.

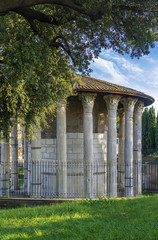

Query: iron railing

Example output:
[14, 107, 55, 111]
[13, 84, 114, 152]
[0, 161, 107, 198]
[142, 159, 158, 193]
[0, 160, 157, 198]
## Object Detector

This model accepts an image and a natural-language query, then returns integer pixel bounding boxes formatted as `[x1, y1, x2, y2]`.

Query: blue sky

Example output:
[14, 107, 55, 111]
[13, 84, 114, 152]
[90, 43, 158, 113]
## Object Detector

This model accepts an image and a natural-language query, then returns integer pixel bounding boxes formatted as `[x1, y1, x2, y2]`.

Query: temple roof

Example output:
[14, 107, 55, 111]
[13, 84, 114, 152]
[74, 75, 154, 107]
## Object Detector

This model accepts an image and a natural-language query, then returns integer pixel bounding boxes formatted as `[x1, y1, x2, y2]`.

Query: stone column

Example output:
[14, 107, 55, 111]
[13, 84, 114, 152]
[118, 108, 125, 196]
[24, 130, 28, 195]
[10, 125, 18, 191]
[121, 98, 137, 197]
[31, 129, 41, 197]
[0, 139, 10, 197]
[56, 100, 67, 198]
[133, 101, 144, 196]
[79, 93, 96, 198]
[104, 95, 121, 198]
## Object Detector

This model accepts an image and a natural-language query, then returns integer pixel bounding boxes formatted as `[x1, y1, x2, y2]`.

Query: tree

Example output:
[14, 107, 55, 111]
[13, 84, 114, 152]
[1, 1, 158, 63]
[142, 108, 149, 155]
[148, 106, 156, 153]
[0, 1, 158, 138]
[0, 13, 78, 139]
[155, 113, 158, 152]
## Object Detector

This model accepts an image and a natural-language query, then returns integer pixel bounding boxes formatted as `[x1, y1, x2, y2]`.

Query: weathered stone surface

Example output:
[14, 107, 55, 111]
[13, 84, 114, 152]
[72, 138, 83, 145]
[0, 140, 10, 197]
[104, 94, 121, 197]
[10, 125, 18, 191]
[23, 92, 144, 199]
[41, 94, 108, 138]
[46, 139, 54, 145]
[118, 108, 125, 196]
[31, 129, 42, 197]
[56, 100, 67, 198]
[67, 153, 78, 160]
[133, 101, 144, 196]
[41, 118, 57, 139]
[80, 93, 97, 198]
[50, 153, 56, 159]
[121, 97, 137, 197]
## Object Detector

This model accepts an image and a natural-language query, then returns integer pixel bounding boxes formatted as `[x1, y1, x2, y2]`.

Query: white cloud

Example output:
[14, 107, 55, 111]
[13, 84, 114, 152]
[100, 50, 143, 74]
[90, 48, 158, 111]
[92, 57, 128, 84]
[145, 67, 158, 87]
[142, 55, 156, 63]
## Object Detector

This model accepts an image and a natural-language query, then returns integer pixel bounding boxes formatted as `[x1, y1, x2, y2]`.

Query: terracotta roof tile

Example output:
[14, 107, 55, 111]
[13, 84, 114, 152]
[74, 75, 154, 106]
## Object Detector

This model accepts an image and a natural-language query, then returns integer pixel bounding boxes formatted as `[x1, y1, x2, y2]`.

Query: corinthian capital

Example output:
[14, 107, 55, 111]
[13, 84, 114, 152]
[118, 108, 125, 118]
[121, 97, 138, 112]
[79, 93, 97, 111]
[104, 94, 121, 111]
[134, 101, 144, 113]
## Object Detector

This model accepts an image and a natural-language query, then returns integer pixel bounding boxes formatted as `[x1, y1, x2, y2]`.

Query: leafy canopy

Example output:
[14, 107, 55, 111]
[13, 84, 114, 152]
[142, 108, 149, 155]
[0, 0, 158, 139]
[148, 106, 156, 152]
[0, 13, 77, 139]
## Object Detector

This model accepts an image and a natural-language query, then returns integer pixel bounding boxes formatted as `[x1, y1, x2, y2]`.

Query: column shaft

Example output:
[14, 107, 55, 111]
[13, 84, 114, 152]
[133, 101, 144, 196]
[31, 129, 41, 197]
[80, 93, 96, 198]
[56, 100, 67, 198]
[104, 95, 121, 197]
[118, 109, 125, 196]
[0, 139, 10, 197]
[11, 125, 18, 191]
[121, 98, 137, 197]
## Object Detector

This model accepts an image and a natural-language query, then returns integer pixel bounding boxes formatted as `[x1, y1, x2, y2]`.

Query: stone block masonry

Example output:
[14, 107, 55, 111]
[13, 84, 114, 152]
[28, 132, 107, 198]
[41, 132, 107, 163]
[41, 139, 56, 161]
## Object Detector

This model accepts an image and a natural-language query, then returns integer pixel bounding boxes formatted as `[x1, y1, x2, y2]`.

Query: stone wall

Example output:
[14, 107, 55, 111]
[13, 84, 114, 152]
[41, 94, 108, 139]
[40, 132, 107, 163]
[41, 139, 56, 161]
[28, 132, 107, 197]
[93, 132, 107, 162]
[67, 133, 83, 162]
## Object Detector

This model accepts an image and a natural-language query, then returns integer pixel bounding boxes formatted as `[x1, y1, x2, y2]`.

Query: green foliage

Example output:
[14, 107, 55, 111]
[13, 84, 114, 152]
[1, 195, 158, 239]
[143, 155, 158, 164]
[0, 13, 78, 139]
[0, 1, 158, 138]
[155, 113, 158, 152]
[142, 108, 149, 155]
[30, 1, 158, 65]
[148, 106, 156, 152]
[142, 106, 158, 155]
[117, 115, 120, 134]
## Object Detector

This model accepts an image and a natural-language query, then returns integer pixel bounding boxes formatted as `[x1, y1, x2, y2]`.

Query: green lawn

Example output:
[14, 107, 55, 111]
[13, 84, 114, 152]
[0, 195, 158, 240]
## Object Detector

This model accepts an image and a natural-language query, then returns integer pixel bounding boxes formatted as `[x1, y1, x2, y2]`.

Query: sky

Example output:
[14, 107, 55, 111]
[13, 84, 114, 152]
[90, 43, 158, 113]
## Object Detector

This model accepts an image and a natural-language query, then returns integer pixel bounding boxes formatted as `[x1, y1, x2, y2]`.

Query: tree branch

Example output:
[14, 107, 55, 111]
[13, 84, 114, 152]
[50, 35, 76, 65]
[14, 7, 62, 25]
[1, 0, 158, 21]
[0, 0, 108, 21]
[0, 0, 84, 14]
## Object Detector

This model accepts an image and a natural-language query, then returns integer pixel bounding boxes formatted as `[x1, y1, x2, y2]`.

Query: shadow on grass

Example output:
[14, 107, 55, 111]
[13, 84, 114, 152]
[0, 196, 158, 240]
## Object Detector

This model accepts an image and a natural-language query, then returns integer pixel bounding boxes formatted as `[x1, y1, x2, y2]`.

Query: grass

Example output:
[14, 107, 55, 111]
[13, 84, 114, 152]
[143, 155, 158, 164]
[0, 195, 158, 240]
